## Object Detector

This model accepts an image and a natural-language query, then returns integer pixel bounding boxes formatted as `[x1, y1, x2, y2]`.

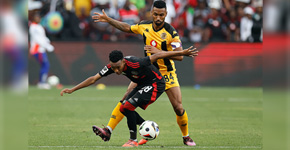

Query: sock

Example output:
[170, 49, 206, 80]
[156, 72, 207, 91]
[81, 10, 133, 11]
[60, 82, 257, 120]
[106, 126, 112, 133]
[123, 109, 137, 140]
[176, 109, 189, 137]
[107, 102, 125, 131]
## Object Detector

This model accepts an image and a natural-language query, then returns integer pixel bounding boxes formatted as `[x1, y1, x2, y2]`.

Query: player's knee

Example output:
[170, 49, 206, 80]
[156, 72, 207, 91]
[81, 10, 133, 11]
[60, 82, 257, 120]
[119, 104, 125, 114]
[119, 101, 136, 115]
[173, 105, 184, 116]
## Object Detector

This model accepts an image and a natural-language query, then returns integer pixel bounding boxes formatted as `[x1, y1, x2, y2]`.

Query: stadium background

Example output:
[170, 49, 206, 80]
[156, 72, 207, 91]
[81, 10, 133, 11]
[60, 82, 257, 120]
[28, 0, 263, 87]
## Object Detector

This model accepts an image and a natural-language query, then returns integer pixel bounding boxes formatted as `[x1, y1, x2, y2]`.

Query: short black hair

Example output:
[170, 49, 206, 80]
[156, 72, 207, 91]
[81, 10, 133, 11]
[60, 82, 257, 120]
[153, 0, 166, 9]
[109, 50, 123, 63]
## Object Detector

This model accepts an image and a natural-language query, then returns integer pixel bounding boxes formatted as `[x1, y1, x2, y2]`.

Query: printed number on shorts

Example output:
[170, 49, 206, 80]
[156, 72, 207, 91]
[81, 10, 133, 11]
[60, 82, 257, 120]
[138, 86, 152, 94]
[164, 73, 174, 82]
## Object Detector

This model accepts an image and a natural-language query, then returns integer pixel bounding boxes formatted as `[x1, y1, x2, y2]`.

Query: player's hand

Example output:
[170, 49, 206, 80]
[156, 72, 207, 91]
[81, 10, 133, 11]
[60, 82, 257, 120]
[144, 45, 160, 54]
[183, 46, 198, 57]
[92, 9, 110, 23]
[60, 88, 74, 96]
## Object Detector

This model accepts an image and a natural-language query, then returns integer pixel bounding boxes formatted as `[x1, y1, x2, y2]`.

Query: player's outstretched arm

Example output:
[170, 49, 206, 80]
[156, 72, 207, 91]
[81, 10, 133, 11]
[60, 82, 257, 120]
[92, 9, 132, 33]
[60, 73, 102, 96]
[147, 46, 198, 63]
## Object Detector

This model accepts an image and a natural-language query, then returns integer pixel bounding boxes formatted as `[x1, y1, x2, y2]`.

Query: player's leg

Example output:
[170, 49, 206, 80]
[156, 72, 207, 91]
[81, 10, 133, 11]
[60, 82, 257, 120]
[137, 82, 165, 145]
[166, 86, 196, 146]
[34, 52, 50, 89]
[106, 82, 137, 132]
[119, 99, 140, 147]
[92, 83, 138, 142]
[106, 102, 124, 133]
[162, 71, 195, 146]
[124, 82, 164, 147]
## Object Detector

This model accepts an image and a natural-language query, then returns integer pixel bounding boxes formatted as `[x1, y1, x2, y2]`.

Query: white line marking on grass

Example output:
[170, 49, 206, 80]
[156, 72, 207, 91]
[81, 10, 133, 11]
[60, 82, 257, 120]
[29, 145, 262, 149]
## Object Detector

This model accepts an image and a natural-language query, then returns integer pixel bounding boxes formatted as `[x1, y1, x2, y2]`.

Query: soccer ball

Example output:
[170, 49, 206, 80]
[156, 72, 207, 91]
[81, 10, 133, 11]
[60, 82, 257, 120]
[139, 120, 159, 140]
[47, 75, 60, 86]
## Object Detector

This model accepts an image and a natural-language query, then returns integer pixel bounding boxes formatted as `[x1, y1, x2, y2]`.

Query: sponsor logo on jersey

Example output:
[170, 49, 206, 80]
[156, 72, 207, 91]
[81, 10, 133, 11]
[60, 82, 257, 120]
[150, 40, 157, 47]
[131, 71, 138, 75]
[132, 75, 139, 78]
[161, 32, 167, 39]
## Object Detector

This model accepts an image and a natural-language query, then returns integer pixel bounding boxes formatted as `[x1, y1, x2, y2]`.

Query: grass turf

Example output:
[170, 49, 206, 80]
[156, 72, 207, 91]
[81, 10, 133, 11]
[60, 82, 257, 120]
[28, 86, 262, 149]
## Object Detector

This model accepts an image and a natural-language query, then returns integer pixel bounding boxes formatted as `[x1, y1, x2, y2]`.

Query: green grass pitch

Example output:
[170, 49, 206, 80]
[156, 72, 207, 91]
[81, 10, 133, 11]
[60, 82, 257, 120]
[28, 86, 262, 149]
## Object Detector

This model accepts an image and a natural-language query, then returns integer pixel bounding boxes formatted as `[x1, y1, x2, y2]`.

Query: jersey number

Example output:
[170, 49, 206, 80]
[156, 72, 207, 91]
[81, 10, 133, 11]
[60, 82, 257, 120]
[138, 86, 152, 94]
[164, 73, 174, 82]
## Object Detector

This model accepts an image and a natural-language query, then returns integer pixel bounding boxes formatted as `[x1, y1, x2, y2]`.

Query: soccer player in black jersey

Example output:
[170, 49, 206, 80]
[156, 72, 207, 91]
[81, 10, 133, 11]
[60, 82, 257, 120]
[92, 0, 196, 146]
[60, 47, 198, 147]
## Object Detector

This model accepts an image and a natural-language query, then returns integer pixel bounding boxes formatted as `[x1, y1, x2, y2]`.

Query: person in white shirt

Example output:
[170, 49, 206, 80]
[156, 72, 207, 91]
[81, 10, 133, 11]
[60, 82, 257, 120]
[240, 6, 254, 42]
[29, 13, 54, 89]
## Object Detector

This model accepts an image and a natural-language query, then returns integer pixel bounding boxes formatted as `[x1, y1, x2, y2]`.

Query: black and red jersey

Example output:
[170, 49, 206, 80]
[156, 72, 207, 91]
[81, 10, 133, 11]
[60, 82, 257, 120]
[99, 56, 164, 85]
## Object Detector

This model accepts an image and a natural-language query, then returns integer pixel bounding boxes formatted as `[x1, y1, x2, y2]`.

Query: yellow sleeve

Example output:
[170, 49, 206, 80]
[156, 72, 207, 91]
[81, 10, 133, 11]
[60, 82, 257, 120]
[171, 31, 182, 50]
[130, 24, 141, 35]
[171, 30, 181, 43]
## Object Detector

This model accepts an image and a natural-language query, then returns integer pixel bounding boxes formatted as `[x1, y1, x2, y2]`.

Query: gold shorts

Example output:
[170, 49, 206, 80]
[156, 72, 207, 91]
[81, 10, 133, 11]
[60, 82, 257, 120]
[160, 71, 180, 90]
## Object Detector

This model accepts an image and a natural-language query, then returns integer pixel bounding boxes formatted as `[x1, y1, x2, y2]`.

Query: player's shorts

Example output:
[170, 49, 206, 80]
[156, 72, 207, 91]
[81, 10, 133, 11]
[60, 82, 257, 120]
[123, 80, 165, 110]
[159, 71, 180, 90]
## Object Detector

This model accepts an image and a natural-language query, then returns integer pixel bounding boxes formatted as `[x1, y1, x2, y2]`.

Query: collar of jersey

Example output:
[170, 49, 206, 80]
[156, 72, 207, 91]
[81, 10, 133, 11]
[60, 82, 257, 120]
[152, 23, 165, 32]
[123, 63, 128, 72]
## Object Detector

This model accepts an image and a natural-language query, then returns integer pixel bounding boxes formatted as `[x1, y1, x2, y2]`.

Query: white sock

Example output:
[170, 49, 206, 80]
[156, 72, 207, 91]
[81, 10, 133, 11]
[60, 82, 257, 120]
[107, 126, 113, 133]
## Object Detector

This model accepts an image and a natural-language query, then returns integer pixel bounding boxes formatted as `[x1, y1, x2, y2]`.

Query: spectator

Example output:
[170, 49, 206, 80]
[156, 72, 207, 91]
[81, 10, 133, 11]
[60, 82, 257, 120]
[194, 0, 210, 28]
[29, 13, 54, 89]
[164, 0, 176, 24]
[90, 2, 112, 40]
[74, 0, 92, 19]
[204, 7, 226, 42]
[240, 6, 253, 42]
[224, 8, 240, 41]
[118, 0, 139, 25]
[251, 1, 263, 42]
[190, 0, 210, 42]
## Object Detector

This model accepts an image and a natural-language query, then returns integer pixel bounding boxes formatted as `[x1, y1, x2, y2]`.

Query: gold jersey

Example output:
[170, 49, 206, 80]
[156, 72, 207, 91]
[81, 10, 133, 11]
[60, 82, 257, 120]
[130, 21, 182, 73]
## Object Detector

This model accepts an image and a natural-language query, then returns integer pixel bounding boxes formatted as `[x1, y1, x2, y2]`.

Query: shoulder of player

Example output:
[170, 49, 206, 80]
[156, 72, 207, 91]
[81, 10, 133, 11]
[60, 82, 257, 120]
[124, 56, 146, 64]
[163, 22, 178, 38]
[137, 20, 153, 25]
[124, 56, 138, 62]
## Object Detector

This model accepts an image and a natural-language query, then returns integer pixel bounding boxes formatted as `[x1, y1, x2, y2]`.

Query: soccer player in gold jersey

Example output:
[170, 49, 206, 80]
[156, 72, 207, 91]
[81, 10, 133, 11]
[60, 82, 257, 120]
[92, 0, 196, 146]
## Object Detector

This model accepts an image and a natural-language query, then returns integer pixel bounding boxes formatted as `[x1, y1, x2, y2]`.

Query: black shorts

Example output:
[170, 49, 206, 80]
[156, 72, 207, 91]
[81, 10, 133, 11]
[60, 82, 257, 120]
[124, 81, 165, 110]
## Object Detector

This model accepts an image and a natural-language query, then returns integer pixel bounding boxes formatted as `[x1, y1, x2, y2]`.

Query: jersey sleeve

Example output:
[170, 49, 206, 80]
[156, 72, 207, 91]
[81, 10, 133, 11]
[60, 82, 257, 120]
[99, 64, 114, 77]
[170, 30, 182, 50]
[130, 24, 141, 35]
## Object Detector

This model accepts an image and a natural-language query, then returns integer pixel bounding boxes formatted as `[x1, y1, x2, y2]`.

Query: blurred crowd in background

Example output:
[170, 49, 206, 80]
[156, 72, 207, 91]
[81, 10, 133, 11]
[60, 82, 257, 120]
[28, 0, 263, 42]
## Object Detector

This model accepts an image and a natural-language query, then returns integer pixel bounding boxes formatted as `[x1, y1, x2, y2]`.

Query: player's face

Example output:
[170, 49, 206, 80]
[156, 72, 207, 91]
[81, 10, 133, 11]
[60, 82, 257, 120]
[151, 7, 167, 26]
[110, 60, 125, 75]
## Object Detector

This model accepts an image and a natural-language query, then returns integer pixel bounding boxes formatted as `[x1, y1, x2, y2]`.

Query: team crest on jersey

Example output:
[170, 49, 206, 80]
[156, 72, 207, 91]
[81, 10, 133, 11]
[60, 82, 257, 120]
[161, 32, 167, 39]
[150, 40, 157, 47]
